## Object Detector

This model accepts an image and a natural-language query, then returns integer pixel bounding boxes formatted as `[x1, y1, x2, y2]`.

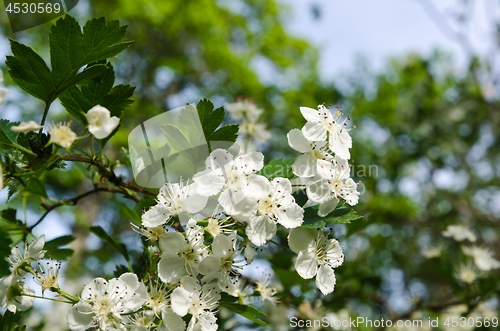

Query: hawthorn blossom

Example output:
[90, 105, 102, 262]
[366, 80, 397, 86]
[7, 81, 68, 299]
[193, 149, 264, 216]
[131, 223, 166, 244]
[455, 262, 481, 284]
[306, 157, 360, 217]
[225, 279, 254, 304]
[87, 105, 120, 139]
[225, 99, 263, 121]
[158, 219, 208, 283]
[48, 121, 77, 149]
[0, 277, 35, 313]
[145, 281, 170, 317]
[442, 225, 477, 242]
[300, 105, 354, 160]
[240, 121, 272, 143]
[33, 258, 62, 294]
[142, 181, 208, 227]
[198, 231, 245, 292]
[288, 228, 344, 295]
[255, 273, 279, 305]
[67, 273, 149, 331]
[287, 128, 333, 177]
[244, 176, 304, 246]
[171, 276, 221, 331]
[11, 121, 43, 132]
[7, 235, 46, 277]
[204, 209, 234, 238]
[462, 246, 500, 271]
[420, 245, 443, 259]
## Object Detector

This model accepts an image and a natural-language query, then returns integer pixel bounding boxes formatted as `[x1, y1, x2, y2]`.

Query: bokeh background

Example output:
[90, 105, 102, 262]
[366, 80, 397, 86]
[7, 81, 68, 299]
[1, 0, 499, 330]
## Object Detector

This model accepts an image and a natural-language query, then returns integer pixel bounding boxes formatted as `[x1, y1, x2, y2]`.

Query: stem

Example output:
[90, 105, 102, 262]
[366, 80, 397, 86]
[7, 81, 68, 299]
[4, 143, 37, 156]
[269, 239, 290, 252]
[37, 101, 52, 151]
[91, 136, 95, 158]
[23, 294, 73, 304]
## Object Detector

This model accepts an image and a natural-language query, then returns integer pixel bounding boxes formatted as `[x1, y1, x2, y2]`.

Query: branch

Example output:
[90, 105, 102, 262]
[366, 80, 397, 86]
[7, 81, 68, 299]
[29, 187, 131, 230]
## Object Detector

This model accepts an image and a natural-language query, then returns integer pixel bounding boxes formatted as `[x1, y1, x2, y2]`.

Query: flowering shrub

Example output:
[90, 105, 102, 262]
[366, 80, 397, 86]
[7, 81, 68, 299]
[0, 15, 364, 330]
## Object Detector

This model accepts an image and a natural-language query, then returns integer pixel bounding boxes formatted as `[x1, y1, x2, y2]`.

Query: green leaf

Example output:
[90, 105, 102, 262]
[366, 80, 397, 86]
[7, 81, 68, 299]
[59, 62, 135, 125]
[219, 301, 271, 328]
[257, 158, 294, 179]
[0, 310, 23, 331]
[50, 15, 132, 89]
[23, 177, 48, 198]
[0, 229, 13, 277]
[301, 202, 364, 228]
[89, 226, 129, 262]
[44, 235, 76, 260]
[120, 147, 131, 165]
[6, 40, 55, 103]
[273, 267, 312, 289]
[113, 264, 129, 278]
[0, 119, 20, 147]
[122, 205, 141, 225]
[210, 124, 239, 143]
[57, 63, 108, 95]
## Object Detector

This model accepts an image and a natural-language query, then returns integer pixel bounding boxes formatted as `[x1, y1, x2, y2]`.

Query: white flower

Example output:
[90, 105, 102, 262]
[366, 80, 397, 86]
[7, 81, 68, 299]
[240, 122, 272, 143]
[462, 246, 500, 271]
[158, 219, 208, 283]
[442, 225, 476, 242]
[225, 100, 263, 121]
[287, 128, 333, 177]
[224, 279, 254, 304]
[145, 281, 170, 317]
[48, 121, 77, 149]
[255, 273, 279, 305]
[171, 276, 221, 331]
[7, 235, 46, 277]
[244, 176, 304, 246]
[11, 121, 43, 132]
[86, 105, 120, 139]
[420, 245, 442, 259]
[0, 277, 35, 313]
[67, 273, 149, 331]
[288, 228, 344, 295]
[142, 180, 208, 228]
[198, 231, 245, 293]
[33, 258, 62, 294]
[204, 209, 234, 238]
[131, 223, 166, 244]
[193, 149, 264, 216]
[454, 262, 480, 284]
[160, 308, 186, 331]
[300, 105, 354, 160]
[306, 157, 360, 216]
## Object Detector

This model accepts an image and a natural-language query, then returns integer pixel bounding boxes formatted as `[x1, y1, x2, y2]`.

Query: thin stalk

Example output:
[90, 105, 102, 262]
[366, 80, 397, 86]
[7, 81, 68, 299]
[23, 294, 73, 304]
[37, 101, 52, 150]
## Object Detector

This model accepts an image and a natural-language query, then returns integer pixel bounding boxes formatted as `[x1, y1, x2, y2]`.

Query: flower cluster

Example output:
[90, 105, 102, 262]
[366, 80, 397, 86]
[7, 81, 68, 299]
[0, 235, 48, 313]
[225, 98, 271, 153]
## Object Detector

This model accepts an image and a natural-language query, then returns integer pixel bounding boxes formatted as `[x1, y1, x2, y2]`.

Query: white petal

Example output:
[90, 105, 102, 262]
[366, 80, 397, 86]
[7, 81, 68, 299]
[329, 131, 351, 160]
[161, 308, 187, 331]
[193, 170, 225, 196]
[302, 122, 327, 142]
[212, 234, 233, 258]
[316, 159, 335, 180]
[198, 255, 222, 276]
[198, 312, 218, 331]
[318, 196, 339, 217]
[287, 128, 312, 153]
[316, 264, 336, 295]
[158, 253, 187, 283]
[299, 106, 321, 122]
[205, 149, 233, 171]
[288, 228, 316, 254]
[159, 232, 186, 254]
[275, 203, 303, 228]
[233, 152, 264, 174]
[180, 275, 201, 293]
[27, 234, 46, 261]
[142, 204, 171, 227]
[67, 301, 94, 331]
[306, 179, 330, 203]
[295, 251, 318, 279]
[81, 277, 108, 301]
[171, 287, 191, 316]
[219, 189, 257, 217]
[245, 216, 277, 246]
[184, 192, 208, 213]
[246, 175, 271, 201]
[292, 155, 316, 178]
[244, 245, 257, 263]
[118, 273, 149, 311]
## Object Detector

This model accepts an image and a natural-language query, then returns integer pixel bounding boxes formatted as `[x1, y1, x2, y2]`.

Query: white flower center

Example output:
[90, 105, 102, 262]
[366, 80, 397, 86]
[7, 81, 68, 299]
[258, 197, 276, 216]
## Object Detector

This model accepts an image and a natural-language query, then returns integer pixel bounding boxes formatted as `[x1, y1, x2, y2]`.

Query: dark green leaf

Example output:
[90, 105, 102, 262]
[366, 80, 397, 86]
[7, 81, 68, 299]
[0, 230, 13, 277]
[0, 119, 20, 146]
[210, 124, 239, 143]
[219, 301, 271, 328]
[0, 310, 23, 331]
[122, 205, 141, 225]
[113, 264, 129, 278]
[120, 147, 131, 165]
[89, 225, 129, 262]
[44, 235, 76, 260]
[57, 63, 108, 96]
[23, 177, 48, 198]
[6, 40, 55, 102]
[301, 203, 364, 228]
